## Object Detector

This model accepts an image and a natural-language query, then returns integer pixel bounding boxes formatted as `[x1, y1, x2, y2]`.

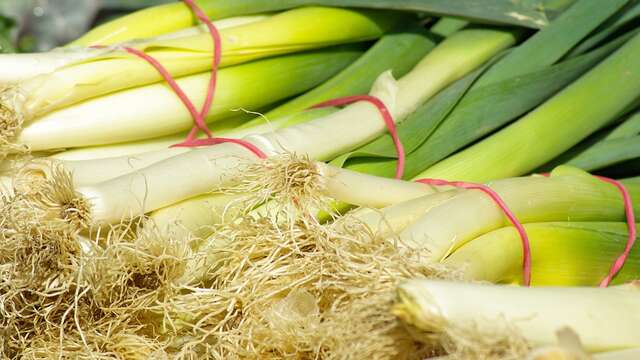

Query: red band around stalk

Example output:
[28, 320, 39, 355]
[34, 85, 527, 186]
[596, 176, 637, 287]
[311, 95, 405, 180]
[96, 0, 266, 158]
[415, 178, 532, 286]
[538, 172, 636, 287]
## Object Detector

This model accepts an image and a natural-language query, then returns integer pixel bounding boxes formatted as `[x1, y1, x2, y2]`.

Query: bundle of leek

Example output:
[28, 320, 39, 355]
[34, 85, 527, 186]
[50, 20, 440, 161]
[0, 6, 399, 155]
[49, 27, 516, 225]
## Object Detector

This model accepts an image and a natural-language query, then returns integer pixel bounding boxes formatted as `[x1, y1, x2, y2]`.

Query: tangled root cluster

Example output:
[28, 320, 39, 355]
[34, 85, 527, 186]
[151, 193, 459, 359]
[227, 153, 330, 218]
[0, 167, 176, 358]
[0, 168, 95, 357]
[0, 87, 27, 159]
[87, 223, 193, 317]
[14, 161, 92, 228]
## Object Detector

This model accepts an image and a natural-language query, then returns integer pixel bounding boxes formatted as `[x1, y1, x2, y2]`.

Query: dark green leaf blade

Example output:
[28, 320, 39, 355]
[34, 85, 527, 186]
[567, 136, 640, 171]
[341, 34, 627, 179]
[567, 0, 640, 56]
[198, 0, 571, 29]
[475, 0, 629, 86]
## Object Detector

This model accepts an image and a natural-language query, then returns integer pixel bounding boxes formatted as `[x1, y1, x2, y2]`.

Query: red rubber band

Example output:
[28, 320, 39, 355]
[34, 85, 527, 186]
[415, 178, 532, 286]
[172, 137, 267, 159]
[95, 0, 265, 158]
[123, 47, 211, 137]
[538, 172, 636, 287]
[596, 176, 637, 287]
[182, 0, 222, 140]
[311, 95, 405, 180]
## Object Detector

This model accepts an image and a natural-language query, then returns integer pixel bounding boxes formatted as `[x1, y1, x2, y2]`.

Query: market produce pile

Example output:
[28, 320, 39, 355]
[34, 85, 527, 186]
[1, 0, 640, 358]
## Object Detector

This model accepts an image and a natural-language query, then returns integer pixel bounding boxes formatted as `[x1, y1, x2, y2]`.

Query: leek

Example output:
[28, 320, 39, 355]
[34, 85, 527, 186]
[338, 0, 630, 179]
[71, 28, 517, 224]
[383, 167, 640, 262]
[145, 25, 440, 234]
[3, 7, 395, 120]
[72, 0, 563, 47]
[343, 190, 462, 239]
[394, 279, 640, 352]
[444, 222, 640, 286]
[0, 14, 270, 84]
[150, 161, 437, 238]
[418, 31, 640, 183]
[49, 108, 333, 161]
[0, 50, 101, 85]
[15, 47, 362, 151]
[57, 20, 437, 162]
[51, 25, 438, 184]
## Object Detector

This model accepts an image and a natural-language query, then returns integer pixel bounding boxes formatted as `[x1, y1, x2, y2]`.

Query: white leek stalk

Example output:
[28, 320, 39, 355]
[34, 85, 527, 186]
[53, 110, 332, 184]
[4, 7, 396, 120]
[73, 28, 516, 224]
[16, 48, 361, 150]
[150, 160, 438, 236]
[0, 51, 100, 84]
[345, 190, 462, 238]
[394, 279, 640, 352]
[48, 108, 332, 161]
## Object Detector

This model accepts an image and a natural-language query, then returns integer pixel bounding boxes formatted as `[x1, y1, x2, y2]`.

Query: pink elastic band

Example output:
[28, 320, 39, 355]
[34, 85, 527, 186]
[122, 47, 212, 137]
[415, 178, 532, 286]
[173, 137, 267, 159]
[538, 173, 636, 287]
[95, 0, 265, 159]
[179, 0, 222, 143]
[596, 176, 637, 287]
[311, 95, 405, 179]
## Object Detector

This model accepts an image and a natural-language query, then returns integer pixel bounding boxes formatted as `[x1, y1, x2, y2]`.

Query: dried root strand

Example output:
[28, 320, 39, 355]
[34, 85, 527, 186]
[0, 214, 178, 358]
[441, 319, 531, 360]
[0, 171, 86, 300]
[0, 86, 27, 159]
[14, 161, 92, 229]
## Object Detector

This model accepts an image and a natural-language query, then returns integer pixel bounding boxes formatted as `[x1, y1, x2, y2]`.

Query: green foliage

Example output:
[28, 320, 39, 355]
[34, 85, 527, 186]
[0, 15, 15, 53]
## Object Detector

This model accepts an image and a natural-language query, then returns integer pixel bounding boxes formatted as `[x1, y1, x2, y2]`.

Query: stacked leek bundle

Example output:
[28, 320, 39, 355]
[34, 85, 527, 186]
[1, 0, 640, 358]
